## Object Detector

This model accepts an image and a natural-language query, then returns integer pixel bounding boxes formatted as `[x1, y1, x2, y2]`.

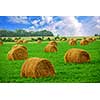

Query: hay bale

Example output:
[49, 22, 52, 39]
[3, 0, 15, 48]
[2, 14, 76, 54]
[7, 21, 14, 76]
[44, 44, 57, 52]
[8, 45, 28, 60]
[92, 37, 96, 41]
[11, 45, 27, 51]
[0, 41, 3, 46]
[48, 41, 57, 46]
[23, 40, 28, 43]
[80, 39, 89, 45]
[37, 40, 42, 44]
[16, 39, 23, 44]
[64, 48, 90, 63]
[20, 57, 55, 78]
[86, 37, 93, 42]
[68, 38, 77, 42]
[68, 40, 77, 46]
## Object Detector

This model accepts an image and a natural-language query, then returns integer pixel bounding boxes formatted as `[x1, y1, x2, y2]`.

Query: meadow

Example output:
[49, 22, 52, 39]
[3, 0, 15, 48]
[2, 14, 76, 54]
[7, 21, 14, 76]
[0, 40, 100, 83]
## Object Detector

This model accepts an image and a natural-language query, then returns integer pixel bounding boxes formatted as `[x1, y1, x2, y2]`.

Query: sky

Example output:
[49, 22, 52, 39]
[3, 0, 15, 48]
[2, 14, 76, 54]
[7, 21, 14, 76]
[0, 16, 100, 36]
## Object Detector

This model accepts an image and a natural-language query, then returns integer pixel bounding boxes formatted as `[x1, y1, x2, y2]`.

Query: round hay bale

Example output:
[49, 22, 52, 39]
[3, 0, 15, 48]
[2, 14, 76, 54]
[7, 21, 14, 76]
[14, 40, 18, 42]
[11, 45, 27, 51]
[23, 40, 28, 43]
[48, 41, 57, 46]
[68, 40, 77, 46]
[8, 46, 28, 60]
[86, 37, 93, 42]
[0, 41, 3, 46]
[92, 37, 96, 41]
[20, 57, 55, 78]
[16, 39, 23, 44]
[64, 48, 90, 63]
[80, 39, 88, 45]
[61, 38, 66, 41]
[37, 40, 42, 44]
[44, 44, 57, 52]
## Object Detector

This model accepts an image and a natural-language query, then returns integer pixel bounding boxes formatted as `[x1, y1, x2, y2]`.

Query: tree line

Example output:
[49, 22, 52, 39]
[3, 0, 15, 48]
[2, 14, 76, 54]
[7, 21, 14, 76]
[0, 29, 54, 37]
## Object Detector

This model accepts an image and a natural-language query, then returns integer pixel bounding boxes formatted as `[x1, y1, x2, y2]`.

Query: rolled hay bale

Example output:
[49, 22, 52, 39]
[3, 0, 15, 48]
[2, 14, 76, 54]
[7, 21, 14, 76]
[44, 44, 57, 52]
[37, 40, 42, 44]
[64, 48, 90, 63]
[0, 41, 3, 46]
[80, 39, 89, 45]
[11, 45, 27, 51]
[68, 40, 77, 46]
[48, 41, 57, 46]
[8, 46, 28, 60]
[14, 39, 18, 42]
[23, 40, 28, 43]
[86, 37, 93, 42]
[92, 37, 96, 41]
[20, 57, 55, 78]
[68, 38, 75, 41]
[56, 38, 60, 41]
[16, 39, 23, 44]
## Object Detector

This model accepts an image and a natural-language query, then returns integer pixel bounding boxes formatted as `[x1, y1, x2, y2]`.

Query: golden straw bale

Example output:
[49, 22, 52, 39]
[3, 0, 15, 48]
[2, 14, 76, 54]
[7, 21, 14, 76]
[44, 44, 57, 52]
[48, 41, 57, 46]
[80, 39, 89, 45]
[69, 38, 76, 41]
[0, 41, 3, 46]
[37, 40, 42, 44]
[23, 40, 28, 43]
[64, 48, 90, 63]
[67, 38, 73, 42]
[92, 37, 96, 41]
[86, 37, 93, 42]
[11, 45, 27, 51]
[14, 40, 18, 42]
[8, 46, 28, 60]
[61, 38, 66, 41]
[68, 40, 77, 46]
[16, 39, 23, 44]
[20, 57, 55, 78]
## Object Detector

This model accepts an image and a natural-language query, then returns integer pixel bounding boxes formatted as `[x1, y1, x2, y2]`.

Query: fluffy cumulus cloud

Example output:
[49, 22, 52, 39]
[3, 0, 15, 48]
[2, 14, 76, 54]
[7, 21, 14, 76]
[8, 16, 29, 24]
[22, 16, 100, 36]
[46, 16, 84, 36]
[25, 16, 84, 36]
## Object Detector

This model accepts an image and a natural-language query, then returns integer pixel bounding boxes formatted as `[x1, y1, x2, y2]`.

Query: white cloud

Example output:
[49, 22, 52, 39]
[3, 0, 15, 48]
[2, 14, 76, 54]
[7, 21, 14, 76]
[38, 16, 84, 36]
[23, 16, 100, 36]
[8, 16, 29, 24]
[24, 16, 85, 36]
[41, 16, 53, 23]
[23, 26, 37, 32]
[81, 16, 100, 36]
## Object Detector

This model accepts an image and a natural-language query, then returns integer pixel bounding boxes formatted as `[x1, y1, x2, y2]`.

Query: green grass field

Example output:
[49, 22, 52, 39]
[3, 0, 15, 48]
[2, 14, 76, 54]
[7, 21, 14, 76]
[0, 40, 100, 83]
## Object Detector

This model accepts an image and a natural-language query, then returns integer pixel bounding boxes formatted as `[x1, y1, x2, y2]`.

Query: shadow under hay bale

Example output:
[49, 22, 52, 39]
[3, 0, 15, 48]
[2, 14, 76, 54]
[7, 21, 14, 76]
[48, 41, 57, 46]
[20, 57, 55, 78]
[64, 48, 90, 63]
[8, 45, 28, 60]
[44, 44, 57, 52]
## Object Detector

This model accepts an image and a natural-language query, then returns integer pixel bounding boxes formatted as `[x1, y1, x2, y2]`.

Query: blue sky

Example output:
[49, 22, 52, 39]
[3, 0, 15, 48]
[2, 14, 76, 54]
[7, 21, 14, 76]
[0, 16, 100, 36]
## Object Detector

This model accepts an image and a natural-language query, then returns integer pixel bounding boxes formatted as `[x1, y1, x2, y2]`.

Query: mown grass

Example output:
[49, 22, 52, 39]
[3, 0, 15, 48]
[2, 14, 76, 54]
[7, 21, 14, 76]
[0, 40, 100, 83]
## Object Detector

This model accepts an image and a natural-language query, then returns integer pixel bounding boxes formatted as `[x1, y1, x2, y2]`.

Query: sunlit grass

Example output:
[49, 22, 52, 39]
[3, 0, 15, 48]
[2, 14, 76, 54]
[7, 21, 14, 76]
[0, 40, 100, 83]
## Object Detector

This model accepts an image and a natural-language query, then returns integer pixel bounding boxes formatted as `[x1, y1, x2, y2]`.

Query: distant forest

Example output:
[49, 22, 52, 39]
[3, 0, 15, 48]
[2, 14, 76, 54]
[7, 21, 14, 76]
[0, 29, 54, 37]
